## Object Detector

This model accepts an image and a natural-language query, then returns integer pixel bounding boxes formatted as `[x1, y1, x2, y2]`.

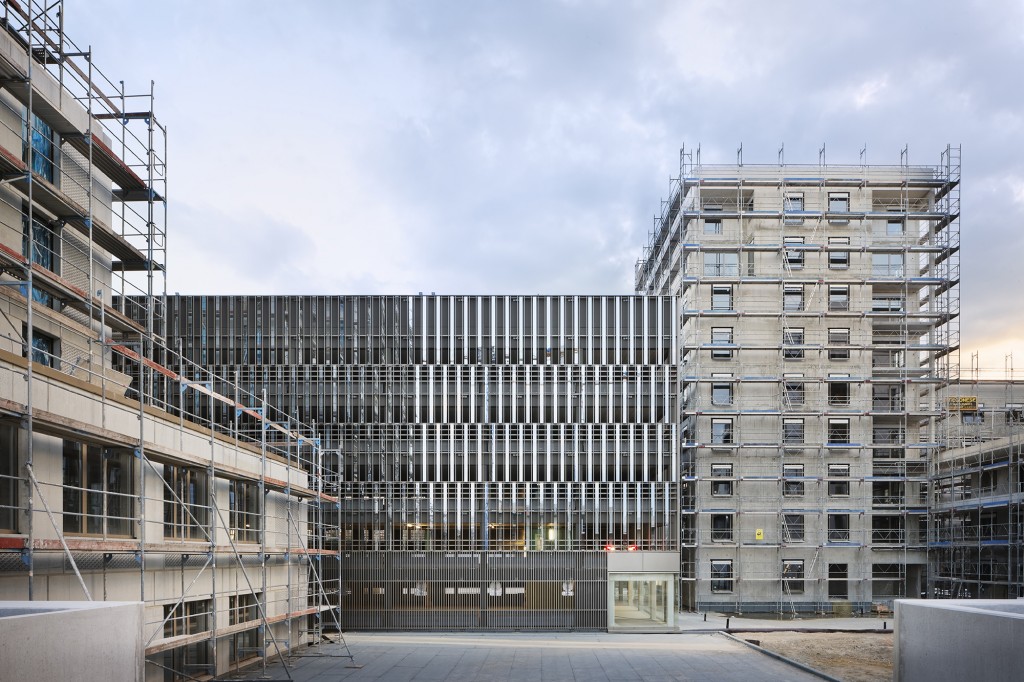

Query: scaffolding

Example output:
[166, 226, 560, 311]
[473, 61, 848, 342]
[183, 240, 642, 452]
[0, 2, 347, 678]
[636, 144, 959, 614]
[930, 374, 1023, 600]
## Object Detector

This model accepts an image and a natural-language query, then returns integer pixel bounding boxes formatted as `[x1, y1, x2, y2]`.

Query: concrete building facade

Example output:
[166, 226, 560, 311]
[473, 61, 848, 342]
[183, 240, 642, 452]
[635, 146, 961, 613]
[0, 3, 339, 679]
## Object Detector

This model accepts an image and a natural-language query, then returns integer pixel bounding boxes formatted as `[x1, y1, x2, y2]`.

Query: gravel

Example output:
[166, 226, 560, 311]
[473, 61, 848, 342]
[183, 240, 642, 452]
[746, 631, 893, 682]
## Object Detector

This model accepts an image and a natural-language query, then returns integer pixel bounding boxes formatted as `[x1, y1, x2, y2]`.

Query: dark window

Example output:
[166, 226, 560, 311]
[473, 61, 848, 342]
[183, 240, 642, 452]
[228, 593, 261, 664]
[62, 441, 132, 536]
[0, 424, 16, 533]
[711, 560, 733, 592]
[711, 514, 734, 542]
[164, 465, 209, 541]
[25, 327, 56, 368]
[829, 285, 849, 311]
[783, 328, 804, 359]
[163, 599, 212, 677]
[828, 514, 851, 542]
[229, 480, 261, 543]
[828, 464, 851, 496]
[783, 559, 804, 593]
[828, 419, 851, 445]
[828, 329, 850, 360]
[711, 464, 733, 496]
[783, 464, 805, 497]
[828, 380, 851, 406]
[828, 237, 850, 268]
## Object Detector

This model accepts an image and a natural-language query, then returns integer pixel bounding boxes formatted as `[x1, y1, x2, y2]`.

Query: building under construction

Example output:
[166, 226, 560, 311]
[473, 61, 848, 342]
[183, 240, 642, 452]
[0, 2, 344, 679]
[931, 378, 1023, 600]
[156, 294, 681, 631]
[3, 0, 1021, 666]
[635, 145, 961, 613]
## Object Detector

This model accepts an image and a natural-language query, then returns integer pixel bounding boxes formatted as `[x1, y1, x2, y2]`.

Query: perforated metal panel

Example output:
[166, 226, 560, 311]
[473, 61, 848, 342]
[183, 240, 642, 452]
[339, 550, 607, 631]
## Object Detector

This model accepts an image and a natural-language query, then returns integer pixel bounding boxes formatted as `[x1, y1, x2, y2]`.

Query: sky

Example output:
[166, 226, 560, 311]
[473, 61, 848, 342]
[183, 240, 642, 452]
[63, 0, 1024, 376]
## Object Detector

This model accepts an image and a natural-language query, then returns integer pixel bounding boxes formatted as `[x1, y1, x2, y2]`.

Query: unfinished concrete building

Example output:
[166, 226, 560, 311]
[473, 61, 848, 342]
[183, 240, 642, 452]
[931, 378, 1023, 599]
[155, 294, 681, 631]
[0, 3, 343, 679]
[635, 145, 961, 613]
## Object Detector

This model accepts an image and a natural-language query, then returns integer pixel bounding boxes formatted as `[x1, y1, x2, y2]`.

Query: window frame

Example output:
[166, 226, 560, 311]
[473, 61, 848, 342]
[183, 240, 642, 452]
[783, 514, 805, 542]
[0, 424, 17, 533]
[228, 592, 261, 664]
[783, 373, 805, 407]
[828, 513, 851, 542]
[828, 463, 851, 496]
[784, 193, 805, 224]
[710, 327, 734, 360]
[711, 374, 733, 406]
[163, 464, 209, 541]
[828, 376, 851, 406]
[783, 284, 804, 312]
[711, 513, 734, 542]
[782, 559, 805, 594]
[711, 463, 733, 497]
[782, 327, 804, 360]
[229, 479, 261, 543]
[828, 418, 851, 445]
[828, 285, 850, 311]
[783, 464, 805, 497]
[828, 328, 851, 361]
[828, 237, 850, 269]
[711, 559, 734, 593]
[783, 236, 805, 267]
[711, 284, 733, 311]
[62, 440, 133, 537]
[710, 418, 734, 445]
[782, 418, 805, 445]
[828, 192, 850, 222]
[872, 252, 904, 277]
[704, 251, 740, 277]
[885, 218, 904, 236]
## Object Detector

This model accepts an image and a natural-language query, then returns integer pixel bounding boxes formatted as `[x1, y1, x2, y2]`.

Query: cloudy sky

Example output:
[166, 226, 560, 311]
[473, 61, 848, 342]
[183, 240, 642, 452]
[66, 0, 1024, 374]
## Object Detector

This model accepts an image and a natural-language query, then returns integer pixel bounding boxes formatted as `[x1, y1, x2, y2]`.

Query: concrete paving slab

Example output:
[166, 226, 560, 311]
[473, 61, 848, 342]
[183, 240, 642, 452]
[223, 631, 826, 681]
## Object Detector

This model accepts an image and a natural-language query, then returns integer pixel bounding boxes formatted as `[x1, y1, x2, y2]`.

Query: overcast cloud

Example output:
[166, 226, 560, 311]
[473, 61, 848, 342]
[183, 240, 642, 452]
[65, 0, 1024, 373]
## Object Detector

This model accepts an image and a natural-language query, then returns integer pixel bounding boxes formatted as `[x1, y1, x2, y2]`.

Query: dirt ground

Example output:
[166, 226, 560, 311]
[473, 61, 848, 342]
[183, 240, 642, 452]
[743, 631, 893, 682]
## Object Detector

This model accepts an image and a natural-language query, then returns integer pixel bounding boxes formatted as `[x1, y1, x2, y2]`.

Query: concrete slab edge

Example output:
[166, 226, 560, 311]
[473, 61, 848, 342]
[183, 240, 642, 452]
[719, 631, 842, 682]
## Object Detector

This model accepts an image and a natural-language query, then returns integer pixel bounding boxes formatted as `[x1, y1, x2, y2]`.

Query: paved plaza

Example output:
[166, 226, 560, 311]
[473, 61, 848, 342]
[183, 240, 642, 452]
[225, 631, 825, 681]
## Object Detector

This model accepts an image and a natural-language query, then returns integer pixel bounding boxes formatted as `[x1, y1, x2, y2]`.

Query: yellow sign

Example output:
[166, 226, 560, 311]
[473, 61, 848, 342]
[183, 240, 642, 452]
[755, 528, 764, 540]
[947, 396, 978, 411]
